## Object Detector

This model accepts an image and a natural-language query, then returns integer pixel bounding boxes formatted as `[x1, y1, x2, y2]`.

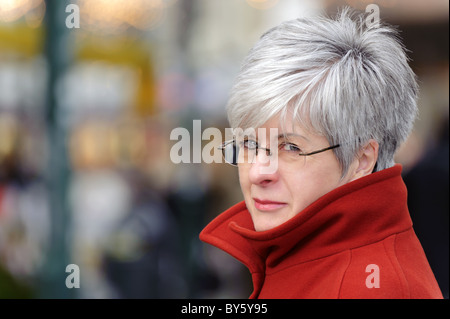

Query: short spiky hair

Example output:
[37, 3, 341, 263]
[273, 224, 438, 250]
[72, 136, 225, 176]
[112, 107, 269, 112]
[226, 7, 418, 176]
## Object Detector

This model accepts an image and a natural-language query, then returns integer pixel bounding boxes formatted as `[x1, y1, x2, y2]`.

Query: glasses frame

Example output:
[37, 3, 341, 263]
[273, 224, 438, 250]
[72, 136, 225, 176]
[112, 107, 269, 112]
[218, 140, 340, 166]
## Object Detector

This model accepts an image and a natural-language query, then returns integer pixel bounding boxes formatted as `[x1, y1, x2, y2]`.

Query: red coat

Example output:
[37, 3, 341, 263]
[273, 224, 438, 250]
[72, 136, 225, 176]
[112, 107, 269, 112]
[200, 165, 443, 299]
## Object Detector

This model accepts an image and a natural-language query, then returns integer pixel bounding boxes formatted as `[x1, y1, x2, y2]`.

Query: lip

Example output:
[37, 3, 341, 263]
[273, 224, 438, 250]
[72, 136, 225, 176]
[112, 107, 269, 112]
[253, 198, 287, 211]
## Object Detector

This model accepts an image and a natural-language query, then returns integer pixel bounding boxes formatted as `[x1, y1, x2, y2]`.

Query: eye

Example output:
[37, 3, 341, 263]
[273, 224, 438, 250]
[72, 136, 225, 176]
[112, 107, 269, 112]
[242, 139, 258, 150]
[279, 142, 301, 153]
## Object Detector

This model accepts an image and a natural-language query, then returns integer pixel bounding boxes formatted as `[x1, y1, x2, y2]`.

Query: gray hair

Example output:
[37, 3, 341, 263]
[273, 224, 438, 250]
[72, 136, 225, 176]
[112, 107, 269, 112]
[226, 7, 418, 176]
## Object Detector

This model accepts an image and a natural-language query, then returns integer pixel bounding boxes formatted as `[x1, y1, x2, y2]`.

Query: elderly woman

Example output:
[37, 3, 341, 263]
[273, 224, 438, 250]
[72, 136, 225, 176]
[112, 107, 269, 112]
[200, 8, 443, 299]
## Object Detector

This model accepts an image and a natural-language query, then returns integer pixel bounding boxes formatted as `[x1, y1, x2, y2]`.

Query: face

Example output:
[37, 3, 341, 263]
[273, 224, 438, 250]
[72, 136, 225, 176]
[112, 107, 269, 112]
[238, 115, 353, 232]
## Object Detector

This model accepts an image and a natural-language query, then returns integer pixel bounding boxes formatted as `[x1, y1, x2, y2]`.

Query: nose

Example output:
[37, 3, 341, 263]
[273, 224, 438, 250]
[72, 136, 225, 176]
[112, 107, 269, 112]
[248, 150, 279, 186]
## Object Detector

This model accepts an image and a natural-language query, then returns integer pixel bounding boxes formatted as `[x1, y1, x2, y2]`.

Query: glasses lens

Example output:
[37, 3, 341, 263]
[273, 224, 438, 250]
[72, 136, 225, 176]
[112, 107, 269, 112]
[222, 141, 238, 166]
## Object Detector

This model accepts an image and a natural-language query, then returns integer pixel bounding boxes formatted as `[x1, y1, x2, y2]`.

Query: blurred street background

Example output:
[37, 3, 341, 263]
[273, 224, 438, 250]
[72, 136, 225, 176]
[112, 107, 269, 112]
[0, 0, 448, 298]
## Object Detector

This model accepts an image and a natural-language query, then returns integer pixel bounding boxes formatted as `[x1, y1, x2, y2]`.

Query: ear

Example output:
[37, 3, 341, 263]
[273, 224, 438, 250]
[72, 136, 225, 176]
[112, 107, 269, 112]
[348, 139, 379, 182]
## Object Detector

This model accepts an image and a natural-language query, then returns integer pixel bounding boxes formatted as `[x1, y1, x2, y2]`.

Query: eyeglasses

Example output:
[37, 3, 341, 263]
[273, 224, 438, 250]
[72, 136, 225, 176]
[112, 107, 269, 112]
[218, 139, 340, 166]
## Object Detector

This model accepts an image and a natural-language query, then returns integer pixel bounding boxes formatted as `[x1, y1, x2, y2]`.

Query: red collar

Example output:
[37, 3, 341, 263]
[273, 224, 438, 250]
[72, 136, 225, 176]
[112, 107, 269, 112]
[200, 165, 412, 280]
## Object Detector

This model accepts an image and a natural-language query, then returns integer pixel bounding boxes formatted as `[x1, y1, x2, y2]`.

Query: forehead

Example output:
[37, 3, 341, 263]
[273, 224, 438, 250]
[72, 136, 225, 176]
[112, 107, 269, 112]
[234, 114, 314, 144]
[256, 115, 310, 140]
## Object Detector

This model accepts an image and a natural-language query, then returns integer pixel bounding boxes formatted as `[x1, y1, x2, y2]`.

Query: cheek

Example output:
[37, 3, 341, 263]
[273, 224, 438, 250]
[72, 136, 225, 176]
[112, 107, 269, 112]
[238, 166, 250, 195]
[286, 176, 318, 211]
[287, 167, 342, 211]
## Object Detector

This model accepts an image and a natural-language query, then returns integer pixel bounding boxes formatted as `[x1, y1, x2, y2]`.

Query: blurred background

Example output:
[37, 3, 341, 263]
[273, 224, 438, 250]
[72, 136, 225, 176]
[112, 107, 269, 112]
[0, 0, 448, 299]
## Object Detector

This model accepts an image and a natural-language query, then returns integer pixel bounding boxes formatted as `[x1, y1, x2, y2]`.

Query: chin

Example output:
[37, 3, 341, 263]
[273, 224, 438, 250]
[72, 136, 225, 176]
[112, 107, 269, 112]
[251, 212, 289, 232]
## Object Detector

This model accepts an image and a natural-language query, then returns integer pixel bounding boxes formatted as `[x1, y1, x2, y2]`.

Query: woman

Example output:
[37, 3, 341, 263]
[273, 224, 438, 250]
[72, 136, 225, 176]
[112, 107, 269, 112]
[200, 8, 443, 298]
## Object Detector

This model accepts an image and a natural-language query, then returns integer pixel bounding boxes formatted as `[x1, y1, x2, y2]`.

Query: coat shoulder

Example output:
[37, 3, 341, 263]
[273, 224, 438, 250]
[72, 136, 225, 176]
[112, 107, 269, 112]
[339, 230, 443, 299]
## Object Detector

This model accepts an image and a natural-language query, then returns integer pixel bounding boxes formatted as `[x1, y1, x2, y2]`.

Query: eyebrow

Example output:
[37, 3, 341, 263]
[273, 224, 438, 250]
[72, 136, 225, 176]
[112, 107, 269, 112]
[277, 132, 310, 142]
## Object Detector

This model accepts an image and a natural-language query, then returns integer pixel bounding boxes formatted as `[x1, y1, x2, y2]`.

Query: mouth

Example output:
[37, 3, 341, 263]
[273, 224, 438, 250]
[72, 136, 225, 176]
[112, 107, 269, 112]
[253, 198, 287, 211]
